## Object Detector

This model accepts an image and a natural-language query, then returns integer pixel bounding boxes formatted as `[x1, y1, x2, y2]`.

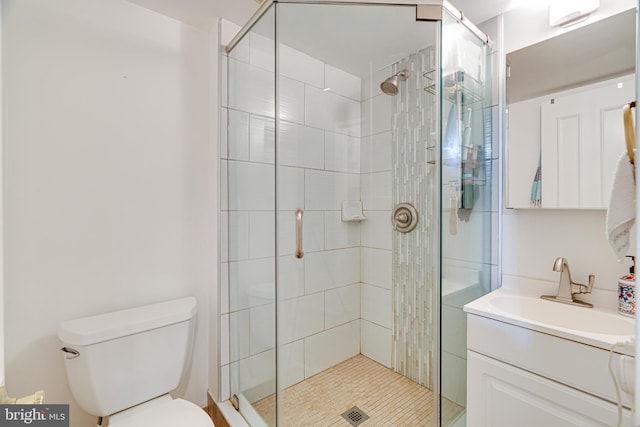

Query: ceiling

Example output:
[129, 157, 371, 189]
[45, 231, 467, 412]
[127, 0, 520, 77]
[128, 0, 518, 30]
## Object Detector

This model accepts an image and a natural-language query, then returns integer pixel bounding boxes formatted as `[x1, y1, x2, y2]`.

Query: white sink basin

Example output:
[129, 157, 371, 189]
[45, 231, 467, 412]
[465, 288, 635, 352]
[490, 294, 634, 336]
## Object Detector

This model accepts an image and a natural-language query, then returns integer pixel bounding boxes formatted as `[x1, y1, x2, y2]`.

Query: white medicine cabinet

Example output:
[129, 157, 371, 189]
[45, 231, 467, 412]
[505, 9, 636, 209]
[508, 74, 634, 209]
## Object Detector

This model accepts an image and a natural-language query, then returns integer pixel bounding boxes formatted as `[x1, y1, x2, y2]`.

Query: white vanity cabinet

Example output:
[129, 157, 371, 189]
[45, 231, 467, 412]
[466, 313, 633, 427]
[507, 74, 634, 209]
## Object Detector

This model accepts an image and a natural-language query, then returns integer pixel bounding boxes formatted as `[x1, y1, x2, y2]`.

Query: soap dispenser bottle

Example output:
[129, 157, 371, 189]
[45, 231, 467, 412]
[618, 255, 635, 317]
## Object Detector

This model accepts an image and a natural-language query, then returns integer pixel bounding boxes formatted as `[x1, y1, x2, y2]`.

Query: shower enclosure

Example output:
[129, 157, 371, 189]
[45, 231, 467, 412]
[220, 1, 495, 425]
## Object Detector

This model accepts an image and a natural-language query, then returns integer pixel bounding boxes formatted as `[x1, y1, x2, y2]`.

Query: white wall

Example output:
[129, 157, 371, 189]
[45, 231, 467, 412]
[3, 1, 216, 425]
[500, 3, 636, 293]
[503, 209, 632, 289]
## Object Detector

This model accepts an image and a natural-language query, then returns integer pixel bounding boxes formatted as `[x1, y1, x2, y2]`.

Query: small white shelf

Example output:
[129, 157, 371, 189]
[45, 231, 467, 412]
[341, 200, 366, 222]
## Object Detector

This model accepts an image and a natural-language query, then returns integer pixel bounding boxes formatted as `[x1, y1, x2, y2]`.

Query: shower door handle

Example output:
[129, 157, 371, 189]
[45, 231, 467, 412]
[295, 208, 304, 259]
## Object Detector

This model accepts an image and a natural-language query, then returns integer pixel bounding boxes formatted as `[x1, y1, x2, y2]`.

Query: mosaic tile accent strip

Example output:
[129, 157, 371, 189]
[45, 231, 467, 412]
[391, 46, 437, 388]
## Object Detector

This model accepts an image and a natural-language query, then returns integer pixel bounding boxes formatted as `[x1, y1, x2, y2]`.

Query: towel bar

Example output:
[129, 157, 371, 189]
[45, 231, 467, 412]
[623, 101, 636, 165]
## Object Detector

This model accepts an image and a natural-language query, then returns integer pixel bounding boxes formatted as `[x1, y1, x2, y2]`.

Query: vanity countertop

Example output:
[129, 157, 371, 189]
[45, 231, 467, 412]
[464, 276, 635, 356]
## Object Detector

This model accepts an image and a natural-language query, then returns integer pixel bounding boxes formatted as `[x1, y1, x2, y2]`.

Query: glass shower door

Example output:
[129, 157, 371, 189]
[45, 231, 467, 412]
[224, 5, 278, 425]
[274, 3, 441, 426]
[274, 4, 370, 424]
[439, 9, 494, 427]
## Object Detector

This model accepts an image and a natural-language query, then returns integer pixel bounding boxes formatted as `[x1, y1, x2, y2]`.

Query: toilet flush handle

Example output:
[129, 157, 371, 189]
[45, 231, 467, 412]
[61, 347, 80, 359]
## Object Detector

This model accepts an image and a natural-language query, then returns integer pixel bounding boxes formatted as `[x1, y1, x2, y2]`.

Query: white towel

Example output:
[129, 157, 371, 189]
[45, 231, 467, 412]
[606, 152, 636, 261]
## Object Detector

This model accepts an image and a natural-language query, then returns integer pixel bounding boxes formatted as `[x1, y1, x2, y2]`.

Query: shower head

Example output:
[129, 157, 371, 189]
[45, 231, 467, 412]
[380, 69, 409, 96]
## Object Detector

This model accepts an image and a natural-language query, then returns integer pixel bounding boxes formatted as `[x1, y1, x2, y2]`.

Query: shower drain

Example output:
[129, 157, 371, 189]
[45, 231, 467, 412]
[341, 406, 369, 426]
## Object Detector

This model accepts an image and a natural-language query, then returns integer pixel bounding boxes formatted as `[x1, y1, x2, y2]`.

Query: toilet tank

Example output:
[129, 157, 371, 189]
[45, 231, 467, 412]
[58, 297, 197, 417]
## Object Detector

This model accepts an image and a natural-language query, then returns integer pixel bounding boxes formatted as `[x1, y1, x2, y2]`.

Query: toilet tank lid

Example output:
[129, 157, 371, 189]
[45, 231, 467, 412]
[58, 297, 197, 346]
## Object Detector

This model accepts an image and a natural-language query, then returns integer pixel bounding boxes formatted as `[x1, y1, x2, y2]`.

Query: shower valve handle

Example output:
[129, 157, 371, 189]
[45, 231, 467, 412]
[391, 203, 418, 233]
[396, 212, 410, 224]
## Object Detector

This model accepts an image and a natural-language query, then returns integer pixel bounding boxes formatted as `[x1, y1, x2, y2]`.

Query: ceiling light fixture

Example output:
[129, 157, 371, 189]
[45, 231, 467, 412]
[549, 0, 599, 27]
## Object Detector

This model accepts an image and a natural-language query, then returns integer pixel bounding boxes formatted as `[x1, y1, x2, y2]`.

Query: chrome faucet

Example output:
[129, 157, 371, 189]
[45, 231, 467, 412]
[541, 257, 595, 308]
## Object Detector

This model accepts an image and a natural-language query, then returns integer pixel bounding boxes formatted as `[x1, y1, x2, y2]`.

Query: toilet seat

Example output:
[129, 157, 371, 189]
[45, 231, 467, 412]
[109, 395, 213, 427]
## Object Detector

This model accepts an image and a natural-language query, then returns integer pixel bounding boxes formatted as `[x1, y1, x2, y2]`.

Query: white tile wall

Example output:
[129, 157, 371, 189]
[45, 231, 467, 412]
[220, 313, 230, 365]
[361, 284, 391, 328]
[305, 170, 360, 211]
[361, 211, 391, 250]
[279, 166, 305, 211]
[279, 121, 325, 169]
[279, 340, 305, 389]
[361, 319, 391, 368]
[221, 107, 229, 160]
[249, 115, 275, 164]
[360, 97, 372, 138]
[279, 293, 324, 344]
[228, 58, 275, 118]
[249, 212, 275, 259]
[279, 77, 305, 125]
[280, 44, 324, 88]
[278, 255, 305, 300]
[221, 54, 230, 107]
[325, 132, 360, 174]
[325, 283, 361, 329]
[228, 109, 250, 161]
[228, 258, 275, 311]
[249, 33, 275, 72]
[370, 94, 392, 135]
[324, 212, 360, 250]
[305, 85, 361, 136]
[278, 211, 296, 256]
[361, 171, 392, 211]
[361, 248, 392, 289]
[305, 248, 361, 294]
[325, 64, 362, 101]
[220, 160, 228, 212]
[228, 211, 249, 261]
[304, 320, 360, 377]
[229, 309, 250, 362]
[220, 262, 229, 314]
[228, 161, 275, 211]
[361, 131, 392, 173]
[250, 303, 276, 354]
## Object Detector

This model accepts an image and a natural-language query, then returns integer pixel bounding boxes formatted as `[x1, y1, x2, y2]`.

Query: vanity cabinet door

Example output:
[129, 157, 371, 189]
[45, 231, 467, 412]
[540, 76, 633, 209]
[467, 351, 631, 427]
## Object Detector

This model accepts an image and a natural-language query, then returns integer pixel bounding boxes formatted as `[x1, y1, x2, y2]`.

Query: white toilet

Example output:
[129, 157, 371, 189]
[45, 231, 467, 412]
[58, 297, 214, 427]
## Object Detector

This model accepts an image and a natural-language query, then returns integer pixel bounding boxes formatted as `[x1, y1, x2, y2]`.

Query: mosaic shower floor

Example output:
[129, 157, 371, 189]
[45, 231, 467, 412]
[252, 354, 464, 426]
